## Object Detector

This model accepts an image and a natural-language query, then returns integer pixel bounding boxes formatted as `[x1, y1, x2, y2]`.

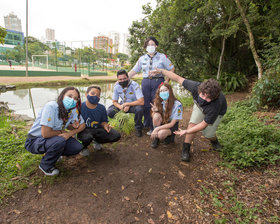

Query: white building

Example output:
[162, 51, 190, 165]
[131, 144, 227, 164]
[4, 12, 22, 32]
[108, 31, 120, 54]
[120, 33, 130, 56]
[46, 28, 55, 41]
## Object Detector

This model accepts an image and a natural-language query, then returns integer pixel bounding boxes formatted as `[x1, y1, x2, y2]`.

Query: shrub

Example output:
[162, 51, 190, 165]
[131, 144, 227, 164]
[217, 101, 280, 168]
[219, 72, 248, 92]
[108, 111, 135, 135]
[251, 73, 280, 109]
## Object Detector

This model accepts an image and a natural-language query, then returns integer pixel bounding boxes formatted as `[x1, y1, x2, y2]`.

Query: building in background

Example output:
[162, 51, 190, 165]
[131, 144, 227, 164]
[46, 28, 55, 41]
[0, 29, 24, 59]
[108, 31, 120, 54]
[120, 33, 130, 56]
[93, 36, 112, 53]
[4, 12, 22, 32]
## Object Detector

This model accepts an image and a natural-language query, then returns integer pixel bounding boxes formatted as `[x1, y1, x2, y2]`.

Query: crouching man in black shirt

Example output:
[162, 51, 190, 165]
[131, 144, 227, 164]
[150, 68, 227, 162]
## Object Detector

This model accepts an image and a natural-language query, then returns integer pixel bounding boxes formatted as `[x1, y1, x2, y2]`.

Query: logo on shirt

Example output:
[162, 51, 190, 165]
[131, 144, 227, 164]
[129, 92, 133, 95]
[90, 121, 99, 127]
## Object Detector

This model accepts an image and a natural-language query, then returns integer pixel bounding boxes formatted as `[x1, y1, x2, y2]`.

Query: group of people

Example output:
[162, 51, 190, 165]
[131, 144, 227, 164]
[25, 37, 227, 176]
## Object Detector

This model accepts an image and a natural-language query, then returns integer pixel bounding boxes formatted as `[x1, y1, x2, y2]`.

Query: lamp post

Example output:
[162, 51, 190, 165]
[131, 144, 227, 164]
[25, 0, 28, 77]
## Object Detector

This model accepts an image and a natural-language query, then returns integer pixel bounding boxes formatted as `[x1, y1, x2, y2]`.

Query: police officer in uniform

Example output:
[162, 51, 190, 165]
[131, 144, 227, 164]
[107, 69, 144, 137]
[128, 37, 175, 135]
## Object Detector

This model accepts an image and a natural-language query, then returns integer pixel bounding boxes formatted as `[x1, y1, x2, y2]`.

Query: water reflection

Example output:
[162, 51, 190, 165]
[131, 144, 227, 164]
[0, 82, 189, 119]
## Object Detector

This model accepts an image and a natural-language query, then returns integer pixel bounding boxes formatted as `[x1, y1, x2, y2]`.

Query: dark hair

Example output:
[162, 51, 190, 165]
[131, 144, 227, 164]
[57, 86, 81, 124]
[144, 36, 159, 48]
[117, 69, 128, 77]
[86, 85, 101, 93]
[198, 79, 221, 100]
[153, 83, 178, 124]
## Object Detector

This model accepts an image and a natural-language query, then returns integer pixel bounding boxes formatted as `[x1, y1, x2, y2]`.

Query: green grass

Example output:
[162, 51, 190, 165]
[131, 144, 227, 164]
[0, 115, 42, 202]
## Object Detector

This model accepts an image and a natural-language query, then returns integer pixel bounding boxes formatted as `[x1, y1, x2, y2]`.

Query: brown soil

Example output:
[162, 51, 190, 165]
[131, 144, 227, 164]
[1, 87, 279, 223]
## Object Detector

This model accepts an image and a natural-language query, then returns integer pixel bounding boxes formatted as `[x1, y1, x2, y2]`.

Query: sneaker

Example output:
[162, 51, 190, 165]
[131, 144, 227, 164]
[93, 142, 102, 151]
[39, 165, 59, 176]
[151, 138, 160, 148]
[80, 148, 90, 156]
[146, 129, 153, 136]
[136, 130, 142, 137]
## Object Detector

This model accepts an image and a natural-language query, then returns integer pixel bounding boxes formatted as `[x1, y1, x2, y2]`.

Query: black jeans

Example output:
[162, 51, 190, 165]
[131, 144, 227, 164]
[77, 126, 121, 148]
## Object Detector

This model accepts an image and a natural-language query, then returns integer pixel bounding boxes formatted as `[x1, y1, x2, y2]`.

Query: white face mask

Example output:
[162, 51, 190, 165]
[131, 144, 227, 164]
[146, 45, 156, 54]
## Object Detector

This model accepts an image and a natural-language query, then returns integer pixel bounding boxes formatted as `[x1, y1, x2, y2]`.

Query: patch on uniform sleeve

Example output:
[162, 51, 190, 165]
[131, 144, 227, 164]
[169, 63, 173, 67]
[177, 106, 182, 116]
[48, 117, 52, 122]
[129, 92, 133, 95]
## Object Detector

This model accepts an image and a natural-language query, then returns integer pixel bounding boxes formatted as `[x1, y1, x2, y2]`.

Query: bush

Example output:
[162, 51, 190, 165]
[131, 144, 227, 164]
[108, 111, 135, 135]
[219, 72, 248, 92]
[217, 101, 280, 168]
[251, 73, 280, 109]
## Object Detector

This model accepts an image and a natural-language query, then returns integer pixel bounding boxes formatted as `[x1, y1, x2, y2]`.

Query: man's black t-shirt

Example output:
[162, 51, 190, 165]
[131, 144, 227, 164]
[182, 79, 227, 124]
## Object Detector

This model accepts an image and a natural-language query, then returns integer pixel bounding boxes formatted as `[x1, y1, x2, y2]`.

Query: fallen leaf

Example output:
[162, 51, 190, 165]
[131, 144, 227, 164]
[178, 170, 185, 179]
[11, 176, 20, 181]
[87, 169, 95, 173]
[180, 162, 189, 167]
[169, 190, 176, 195]
[122, 185, 125, 190]
[38, 189, 42, 194]
[201, 148, 209, 152]
[106, 190, 109, 194]
[134, 217, 140, 221]
[124, 196, 130, 201]
[159, 214, 165, 221]
[213, 213, 219, 217]
[146, 152, 149, 156]
[92, 193, 97, 197]
[163, 183, 170, 188]
[8, 209, 21, 215]
[174, 196, 178, 200]
[148, 218, 155, 224]
[16, 163, 21, 170]
[148, 168, 153, 173]
[166, 211, 174, 219]
[197, 180, 202, 182]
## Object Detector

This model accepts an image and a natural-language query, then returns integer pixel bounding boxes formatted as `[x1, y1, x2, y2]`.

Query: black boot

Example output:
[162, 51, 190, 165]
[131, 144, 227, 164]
[181, 143, 191, 162]
[151, 138, 160, 148]
[210, 138, 222, 151]
[163, 134, 175, 145]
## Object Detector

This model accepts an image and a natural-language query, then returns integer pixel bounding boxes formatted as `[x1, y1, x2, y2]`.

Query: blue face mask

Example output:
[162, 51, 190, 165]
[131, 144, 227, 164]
[87, 95, 100, 105]
[197, 96, 210, 106]
[63, 96, 77, 110]
[159, 91, 169, 101]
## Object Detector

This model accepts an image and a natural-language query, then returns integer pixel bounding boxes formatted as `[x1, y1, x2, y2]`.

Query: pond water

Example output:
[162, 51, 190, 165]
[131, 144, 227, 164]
[0, 82, 189, 119]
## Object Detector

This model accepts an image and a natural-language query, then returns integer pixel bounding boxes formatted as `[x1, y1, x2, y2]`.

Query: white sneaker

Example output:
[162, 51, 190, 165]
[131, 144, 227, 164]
[93, 141, 102, 151]
[57, 156, 63, 162]
[80, 148, 90, 156]
[146, 130, 153, 136]
[39, 165, 59, 176]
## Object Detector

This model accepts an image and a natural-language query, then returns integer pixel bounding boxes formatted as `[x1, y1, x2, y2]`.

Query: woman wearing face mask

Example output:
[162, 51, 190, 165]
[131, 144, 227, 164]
[128, 37, 175, 136]
[150, 83, 182, 149]
[25, 87, 86, 176]
[77, 86, 121, 156]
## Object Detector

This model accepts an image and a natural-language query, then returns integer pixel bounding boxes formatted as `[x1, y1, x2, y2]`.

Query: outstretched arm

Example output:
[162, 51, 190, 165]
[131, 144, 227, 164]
[150, 68, 185, 85]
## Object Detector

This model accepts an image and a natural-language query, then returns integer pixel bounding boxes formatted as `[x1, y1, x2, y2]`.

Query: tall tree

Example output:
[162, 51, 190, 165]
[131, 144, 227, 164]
[0, 26, 7, 45]
[234, 0, 263, 79]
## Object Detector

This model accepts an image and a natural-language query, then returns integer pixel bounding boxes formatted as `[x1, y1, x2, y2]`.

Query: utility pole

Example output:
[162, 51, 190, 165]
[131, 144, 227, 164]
[25, 0, 28, 77]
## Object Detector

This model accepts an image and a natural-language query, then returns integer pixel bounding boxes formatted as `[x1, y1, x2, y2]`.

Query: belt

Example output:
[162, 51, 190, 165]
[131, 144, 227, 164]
[143, 76, 164, 79]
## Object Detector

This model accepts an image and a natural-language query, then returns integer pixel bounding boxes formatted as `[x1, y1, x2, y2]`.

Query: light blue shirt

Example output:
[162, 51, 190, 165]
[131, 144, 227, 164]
[113, 80, 143, 103]
[28, 101, 84, 137]
[162, 100, 183, 121]
[132, 52, 174, 78]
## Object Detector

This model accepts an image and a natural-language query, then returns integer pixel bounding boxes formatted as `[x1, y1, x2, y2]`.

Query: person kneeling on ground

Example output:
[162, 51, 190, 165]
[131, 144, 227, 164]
[25, 87, 86, 176]
[78, 86, 121, 156]
[151, 69, 227, 162]
[107, 69, 144, 137]
[150, 83, 182, 148]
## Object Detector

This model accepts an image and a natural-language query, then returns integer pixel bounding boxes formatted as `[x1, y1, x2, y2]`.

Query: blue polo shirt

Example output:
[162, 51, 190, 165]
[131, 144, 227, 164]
[162, 100, 183, 121]
[113, 80, 143, 103]
[81, 102, 108, 128]
[132, 52, 174, 78]
[28, 101, 84, 137]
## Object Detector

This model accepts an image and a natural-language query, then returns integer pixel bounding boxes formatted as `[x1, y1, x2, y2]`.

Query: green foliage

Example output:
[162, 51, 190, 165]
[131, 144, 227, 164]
[0, 26, 7, 45]
[0, 115, 41, 201]
[251, 73, 280, 109]
[219, 72, 248, 92]
[108, 111, 135, 135]
[175, 95, 193, 107]
[217, 101, 280, 168]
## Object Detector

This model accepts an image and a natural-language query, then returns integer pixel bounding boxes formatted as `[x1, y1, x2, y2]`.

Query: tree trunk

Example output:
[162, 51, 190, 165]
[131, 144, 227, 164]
[234, 0, 263, 79]
[217, 35, 226, 80]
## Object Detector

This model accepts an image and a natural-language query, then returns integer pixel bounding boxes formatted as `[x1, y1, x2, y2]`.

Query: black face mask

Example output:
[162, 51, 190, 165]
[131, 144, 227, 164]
[119, 80, 129, 88]
[197, 96, 210, 106]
